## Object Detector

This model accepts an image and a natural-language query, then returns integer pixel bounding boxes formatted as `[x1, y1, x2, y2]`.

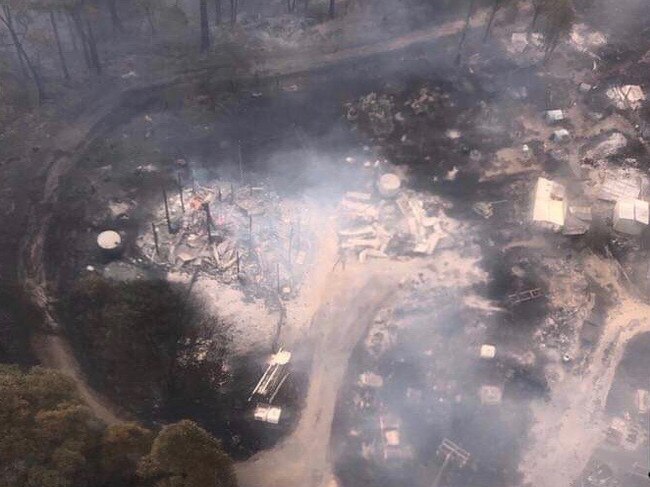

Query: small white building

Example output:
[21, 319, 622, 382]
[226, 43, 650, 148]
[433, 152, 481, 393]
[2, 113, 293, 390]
[636, 389, 649, 414]
[479, 385, 503, 405]
[254, 404, 282, 424]
[480, 345, 496, 360]
[532, 177, 566, 228]
[613, 198, 649, 236]
[545, 109, 565, 124]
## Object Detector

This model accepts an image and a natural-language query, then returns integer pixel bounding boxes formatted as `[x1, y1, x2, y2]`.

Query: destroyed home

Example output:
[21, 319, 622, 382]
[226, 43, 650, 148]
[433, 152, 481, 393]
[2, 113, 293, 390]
[2, 1, 650, 487]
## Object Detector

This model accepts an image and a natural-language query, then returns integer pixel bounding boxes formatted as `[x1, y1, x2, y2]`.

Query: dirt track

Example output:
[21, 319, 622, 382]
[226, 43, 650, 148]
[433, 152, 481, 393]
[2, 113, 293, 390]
[520, 253, 650, 487]
[237, 260, 417, 487]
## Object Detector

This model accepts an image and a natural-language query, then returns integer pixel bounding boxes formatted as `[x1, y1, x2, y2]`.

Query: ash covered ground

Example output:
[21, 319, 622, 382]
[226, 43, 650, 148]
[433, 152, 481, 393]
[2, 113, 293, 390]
[3, 1, 650, 487]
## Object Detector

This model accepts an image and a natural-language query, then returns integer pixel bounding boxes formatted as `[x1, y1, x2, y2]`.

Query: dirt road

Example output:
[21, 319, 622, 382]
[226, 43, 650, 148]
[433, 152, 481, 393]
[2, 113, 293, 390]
[520, 253, 650, 487]
[237, 260, 416, 487]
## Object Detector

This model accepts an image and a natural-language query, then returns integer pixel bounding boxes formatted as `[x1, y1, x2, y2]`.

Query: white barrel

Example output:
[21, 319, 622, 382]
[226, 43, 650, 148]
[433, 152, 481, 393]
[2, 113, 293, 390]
[97, 230, 122, 251]
[378, 173, 401, 198]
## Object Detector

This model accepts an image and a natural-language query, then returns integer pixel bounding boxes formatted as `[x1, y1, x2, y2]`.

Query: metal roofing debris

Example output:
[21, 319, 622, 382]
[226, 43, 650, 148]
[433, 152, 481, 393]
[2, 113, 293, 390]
[532, 177, 566, 227]
[568, 205, 593, 221]
[359, 372, 384, 388]
[250, 348, 291, 402]
[606, 85, 646, 110]
[508, 288, 543, 305]
[598, 175, 640, 202]
[587, 132, 627, 160]
[551, 129, 571, 143]
[579, 82, 593, 93]
[562, 213, 590, 236]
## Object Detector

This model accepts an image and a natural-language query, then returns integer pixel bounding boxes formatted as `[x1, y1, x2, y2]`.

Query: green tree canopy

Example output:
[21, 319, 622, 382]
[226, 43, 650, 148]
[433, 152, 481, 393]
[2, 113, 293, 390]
[0, 365, 102, 487]
[138, 420, 237, 487]
[99, 422, 154, 486]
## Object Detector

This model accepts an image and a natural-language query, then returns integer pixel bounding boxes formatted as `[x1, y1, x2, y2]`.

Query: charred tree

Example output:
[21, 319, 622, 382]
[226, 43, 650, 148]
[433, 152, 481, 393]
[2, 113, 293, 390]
[229, 0, 238, 25]
[65, 13, 80, 52]
[50, 11, 70, 80]
[455, 0, 476, 65]
[84, 12, 102, 74]
[0, 5, 45, 103]
[214, 0, 221, 24]
[200, 0, 210, 51]
[69, 8, 93, 71]
[106, 0, 123, 32]
[483, 0, 501, 41]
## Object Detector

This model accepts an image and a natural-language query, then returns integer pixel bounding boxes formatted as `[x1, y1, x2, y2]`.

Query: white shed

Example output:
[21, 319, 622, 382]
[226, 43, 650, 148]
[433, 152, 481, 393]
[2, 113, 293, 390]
[613, 199, 649, 235]
[532, 177, 566, 228]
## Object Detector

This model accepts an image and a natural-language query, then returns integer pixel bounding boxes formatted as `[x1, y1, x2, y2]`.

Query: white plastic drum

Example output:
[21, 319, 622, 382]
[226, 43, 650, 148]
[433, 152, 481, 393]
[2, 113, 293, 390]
[378, 173, 401, 198]
[97, 230, 122, 251]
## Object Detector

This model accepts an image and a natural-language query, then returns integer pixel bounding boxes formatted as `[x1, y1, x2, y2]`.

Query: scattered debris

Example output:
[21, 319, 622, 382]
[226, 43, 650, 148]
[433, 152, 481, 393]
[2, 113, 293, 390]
[606, 85, 646, 110]
[249, 349, 291, 403]
[586, 132, 627, 160]
[508, 288, 543, 306]
[551, 129, 571, 143]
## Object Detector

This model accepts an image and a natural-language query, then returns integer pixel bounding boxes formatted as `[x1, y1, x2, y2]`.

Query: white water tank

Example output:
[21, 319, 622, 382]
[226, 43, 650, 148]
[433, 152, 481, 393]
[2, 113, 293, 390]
[97, 230, 122, 252]
[378, 173, 401, 198]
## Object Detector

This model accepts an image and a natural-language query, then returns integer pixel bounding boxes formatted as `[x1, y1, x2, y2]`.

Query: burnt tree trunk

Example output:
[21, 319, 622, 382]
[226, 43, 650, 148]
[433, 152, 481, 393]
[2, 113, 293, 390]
[0, 5, 45, 102]
[455, 0, 476, 65]
[214, 0, 222, 25]
[50, 11, 70, 80]
[84, 13, 102, 74]
[529, 4, 541, 34]
[483, 0, 500, 41]
[65, 13, 80, 52]
[229, 0, 238, 25]
[70, 9, 93, 71]
[107, 0, 123, 32]
[200, 0, 210, 51]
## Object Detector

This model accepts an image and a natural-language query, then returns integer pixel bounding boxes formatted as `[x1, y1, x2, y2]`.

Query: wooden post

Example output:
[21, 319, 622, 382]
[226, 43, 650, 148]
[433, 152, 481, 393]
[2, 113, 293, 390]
[296, 215, 301, 251]
[276, 262, 280, 295]
[218, 186, 222, 202]
[236, 250, 240, 273]
[249, 214, 253, 243]
[177, 173, 185, 213]
[204, 203, 212, 243]
[162, 188, 172, 233]
[288, 223, 293, 265]
[238, 141, 244, 183]
[230, 183, 235, 203]
[151, 222, 159, 255]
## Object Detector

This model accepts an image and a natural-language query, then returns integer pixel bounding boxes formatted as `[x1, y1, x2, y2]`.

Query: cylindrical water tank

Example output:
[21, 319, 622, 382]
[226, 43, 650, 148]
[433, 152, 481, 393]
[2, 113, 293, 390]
[378, 173, 401, 198]
[97, 230, 123, 256]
